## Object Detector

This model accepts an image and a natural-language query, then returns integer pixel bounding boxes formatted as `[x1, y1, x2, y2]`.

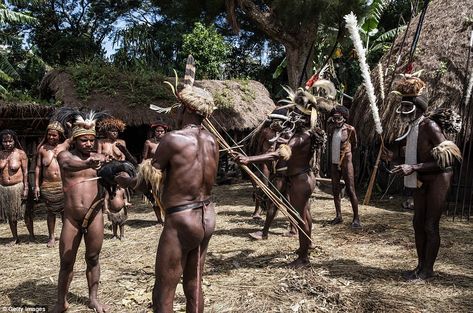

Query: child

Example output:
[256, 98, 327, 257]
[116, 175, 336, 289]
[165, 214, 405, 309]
[104, 186, 128, 240]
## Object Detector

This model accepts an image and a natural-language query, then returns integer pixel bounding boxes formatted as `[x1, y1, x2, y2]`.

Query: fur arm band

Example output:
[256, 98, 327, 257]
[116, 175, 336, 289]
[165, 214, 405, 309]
[431, 141, 462, 169]
[135, 159, 164, 201]
[278, 144, 292, 161]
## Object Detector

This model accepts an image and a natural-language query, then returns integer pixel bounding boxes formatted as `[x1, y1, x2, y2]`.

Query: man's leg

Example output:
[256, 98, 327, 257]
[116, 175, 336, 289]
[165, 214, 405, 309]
[51, 218, 82, 313]
[47, 211, 56, 247]
[405, 187, 427, 280]
[24, 198, 35, 241]
[342, 156, 360, 228]
[183, 204, 216, 313]
[84, 212, 108, 313]
[288, 173, 315, 267]
[330, 165, 343, 224]
[418, 174, 452, 279]
[153, 223, 185, 313]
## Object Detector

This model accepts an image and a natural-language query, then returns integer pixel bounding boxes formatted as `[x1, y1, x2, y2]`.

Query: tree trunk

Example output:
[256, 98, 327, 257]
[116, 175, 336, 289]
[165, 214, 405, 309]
[285, 40, 315, 89]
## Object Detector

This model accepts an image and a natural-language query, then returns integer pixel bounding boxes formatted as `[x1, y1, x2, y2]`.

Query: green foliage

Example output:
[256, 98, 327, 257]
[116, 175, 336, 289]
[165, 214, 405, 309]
[67, 61, 174, 106]
[181, 22, 230, 79]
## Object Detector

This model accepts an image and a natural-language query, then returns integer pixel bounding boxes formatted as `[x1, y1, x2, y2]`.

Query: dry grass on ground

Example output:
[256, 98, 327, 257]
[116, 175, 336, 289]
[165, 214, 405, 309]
[0, 183, 472, 312]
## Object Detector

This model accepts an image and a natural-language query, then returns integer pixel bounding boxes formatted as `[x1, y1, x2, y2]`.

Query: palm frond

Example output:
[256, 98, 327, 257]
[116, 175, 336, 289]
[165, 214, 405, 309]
[374, 25, 407, 43]
[0, 53, 19, 79]
[0, 8, 37, 25]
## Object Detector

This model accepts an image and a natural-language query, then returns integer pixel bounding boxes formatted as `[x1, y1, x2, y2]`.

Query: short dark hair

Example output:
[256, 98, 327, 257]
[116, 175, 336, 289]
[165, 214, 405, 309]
[330, 105, 349, 120]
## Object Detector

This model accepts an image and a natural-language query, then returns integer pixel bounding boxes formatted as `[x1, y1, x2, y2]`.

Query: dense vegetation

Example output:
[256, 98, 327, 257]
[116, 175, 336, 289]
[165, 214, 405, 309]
[0, 0, 418, 101]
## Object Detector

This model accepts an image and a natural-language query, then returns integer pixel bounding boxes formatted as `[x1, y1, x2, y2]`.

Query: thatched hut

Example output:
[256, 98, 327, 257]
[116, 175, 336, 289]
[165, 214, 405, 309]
[352, 0, 472, 144]
[351, 0, 473, 211]
[39, 69, 276, 158]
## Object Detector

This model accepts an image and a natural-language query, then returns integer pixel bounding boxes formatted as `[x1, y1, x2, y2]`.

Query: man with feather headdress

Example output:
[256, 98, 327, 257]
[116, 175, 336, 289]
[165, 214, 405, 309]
[51, 108, 109, 313]
[235, 80, 335, 267]
[390, 76, 462, 280]
[116, 55, 219, 312]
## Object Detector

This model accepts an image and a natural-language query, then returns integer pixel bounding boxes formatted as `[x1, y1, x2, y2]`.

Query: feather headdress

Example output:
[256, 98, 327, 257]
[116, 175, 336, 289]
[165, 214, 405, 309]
[344, 12, 383, 135]
[150, 55, 215, 117]
[53, 107, 108, 139]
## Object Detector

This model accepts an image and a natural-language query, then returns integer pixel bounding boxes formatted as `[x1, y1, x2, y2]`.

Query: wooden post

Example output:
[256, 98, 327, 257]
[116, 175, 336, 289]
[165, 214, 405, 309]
[363, 136, 384, 205]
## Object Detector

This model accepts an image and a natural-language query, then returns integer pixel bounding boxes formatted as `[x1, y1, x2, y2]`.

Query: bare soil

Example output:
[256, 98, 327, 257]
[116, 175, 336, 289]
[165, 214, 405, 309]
[0, 183, 472, 312]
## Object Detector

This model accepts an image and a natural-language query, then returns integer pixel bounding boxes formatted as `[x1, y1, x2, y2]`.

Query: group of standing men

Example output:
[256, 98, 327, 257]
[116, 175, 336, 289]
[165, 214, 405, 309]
[0, 64, 462, 313]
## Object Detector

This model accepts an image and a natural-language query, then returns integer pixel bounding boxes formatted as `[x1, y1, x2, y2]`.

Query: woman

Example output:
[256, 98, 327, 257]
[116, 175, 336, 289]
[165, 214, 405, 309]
[0, 129, 30, 244]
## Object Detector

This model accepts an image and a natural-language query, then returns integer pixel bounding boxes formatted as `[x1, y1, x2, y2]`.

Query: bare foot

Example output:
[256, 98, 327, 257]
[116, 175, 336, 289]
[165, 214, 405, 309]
[252, 213, 262, 220]
[88, 299, 109, 313]
[351, 219, 362, 229]
[403, 268, 421, 281]
[330, 216, 343, 225]
[282, 231, 298, 237]
[416, 269, 435, 280]
[47, 238, 56, 248]
[51, 301, 69, 313]
[287, 257, 310, 268]
[7, 238, 19, 246]
[249, 231, 268, 240]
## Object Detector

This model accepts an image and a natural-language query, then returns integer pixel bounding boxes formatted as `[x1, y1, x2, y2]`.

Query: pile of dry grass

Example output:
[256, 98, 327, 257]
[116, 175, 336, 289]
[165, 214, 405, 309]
[0, 183, 472, 312]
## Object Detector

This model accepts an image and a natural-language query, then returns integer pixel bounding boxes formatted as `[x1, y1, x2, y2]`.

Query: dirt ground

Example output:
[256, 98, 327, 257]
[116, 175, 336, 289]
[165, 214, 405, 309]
[1, 182, 472, 313]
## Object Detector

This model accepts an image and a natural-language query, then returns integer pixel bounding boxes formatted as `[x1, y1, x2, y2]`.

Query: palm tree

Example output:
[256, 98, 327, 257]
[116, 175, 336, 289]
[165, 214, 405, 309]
[0, 0, 39, 94]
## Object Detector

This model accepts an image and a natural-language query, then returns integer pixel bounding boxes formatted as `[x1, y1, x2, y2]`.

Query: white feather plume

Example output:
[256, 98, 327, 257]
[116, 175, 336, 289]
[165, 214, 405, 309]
[344, 12, 383, 134]
[378, 63, 385, 101]
[465, 73, 473, 107]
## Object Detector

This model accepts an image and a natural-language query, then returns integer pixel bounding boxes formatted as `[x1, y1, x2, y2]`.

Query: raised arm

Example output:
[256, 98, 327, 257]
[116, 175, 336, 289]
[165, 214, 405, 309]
[58, 151, 105, 172]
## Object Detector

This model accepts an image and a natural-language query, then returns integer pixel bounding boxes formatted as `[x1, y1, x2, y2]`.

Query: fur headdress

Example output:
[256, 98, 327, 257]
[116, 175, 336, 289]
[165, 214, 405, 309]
[394, 75, 426, 97]
[150, 55, 215, 117]
[279, 80, 336, 130]
[97, 117, 126, 133]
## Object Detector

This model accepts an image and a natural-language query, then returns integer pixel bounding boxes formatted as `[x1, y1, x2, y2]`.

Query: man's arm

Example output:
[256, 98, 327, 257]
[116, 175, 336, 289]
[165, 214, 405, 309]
[142, 140, 150, 161]
[34, 148, 42, 200]
[350, 126, 358, 150]
[393, 121, 452, 176]
[20, 151, 28, 199]
[58, 151, 105, 172]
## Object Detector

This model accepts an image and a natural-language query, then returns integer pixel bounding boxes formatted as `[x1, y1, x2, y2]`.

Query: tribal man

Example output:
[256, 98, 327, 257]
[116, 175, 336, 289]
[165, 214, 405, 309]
[390, 76, 461, 280]
[249, 108, 298, 240]
[327, 105, 361, 228]
[0, 129, 33, 244]
[116, 55, 219, 312]
[142, 121, 169, 224]
[52, 110, 109, 313]
[34, 121, 70, 247]
[235, 82, 335, 267]
[142, 121, 168, 160]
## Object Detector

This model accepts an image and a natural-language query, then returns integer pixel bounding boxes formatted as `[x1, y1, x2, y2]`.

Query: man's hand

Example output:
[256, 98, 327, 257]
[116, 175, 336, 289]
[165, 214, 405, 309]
[34, 186, 40, 200]
[392, 164, 415, 176]
[87, 153, 109, 169]
[232, 153, 249, 165]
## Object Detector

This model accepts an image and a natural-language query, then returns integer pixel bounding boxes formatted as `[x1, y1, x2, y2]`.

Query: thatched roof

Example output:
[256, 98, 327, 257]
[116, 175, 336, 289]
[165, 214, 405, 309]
[40, 70, 275, 130]
[351, 0, 473, 144]
[0, 100, 55, 135]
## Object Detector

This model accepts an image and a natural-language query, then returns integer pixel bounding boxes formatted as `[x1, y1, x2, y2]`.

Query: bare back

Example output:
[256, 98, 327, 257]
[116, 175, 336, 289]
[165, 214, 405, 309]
[152, 126, 219, 209]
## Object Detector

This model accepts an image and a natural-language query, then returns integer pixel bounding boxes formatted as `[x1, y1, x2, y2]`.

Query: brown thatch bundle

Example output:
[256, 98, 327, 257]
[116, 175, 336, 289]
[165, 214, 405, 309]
[351, 0, 473, 144]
